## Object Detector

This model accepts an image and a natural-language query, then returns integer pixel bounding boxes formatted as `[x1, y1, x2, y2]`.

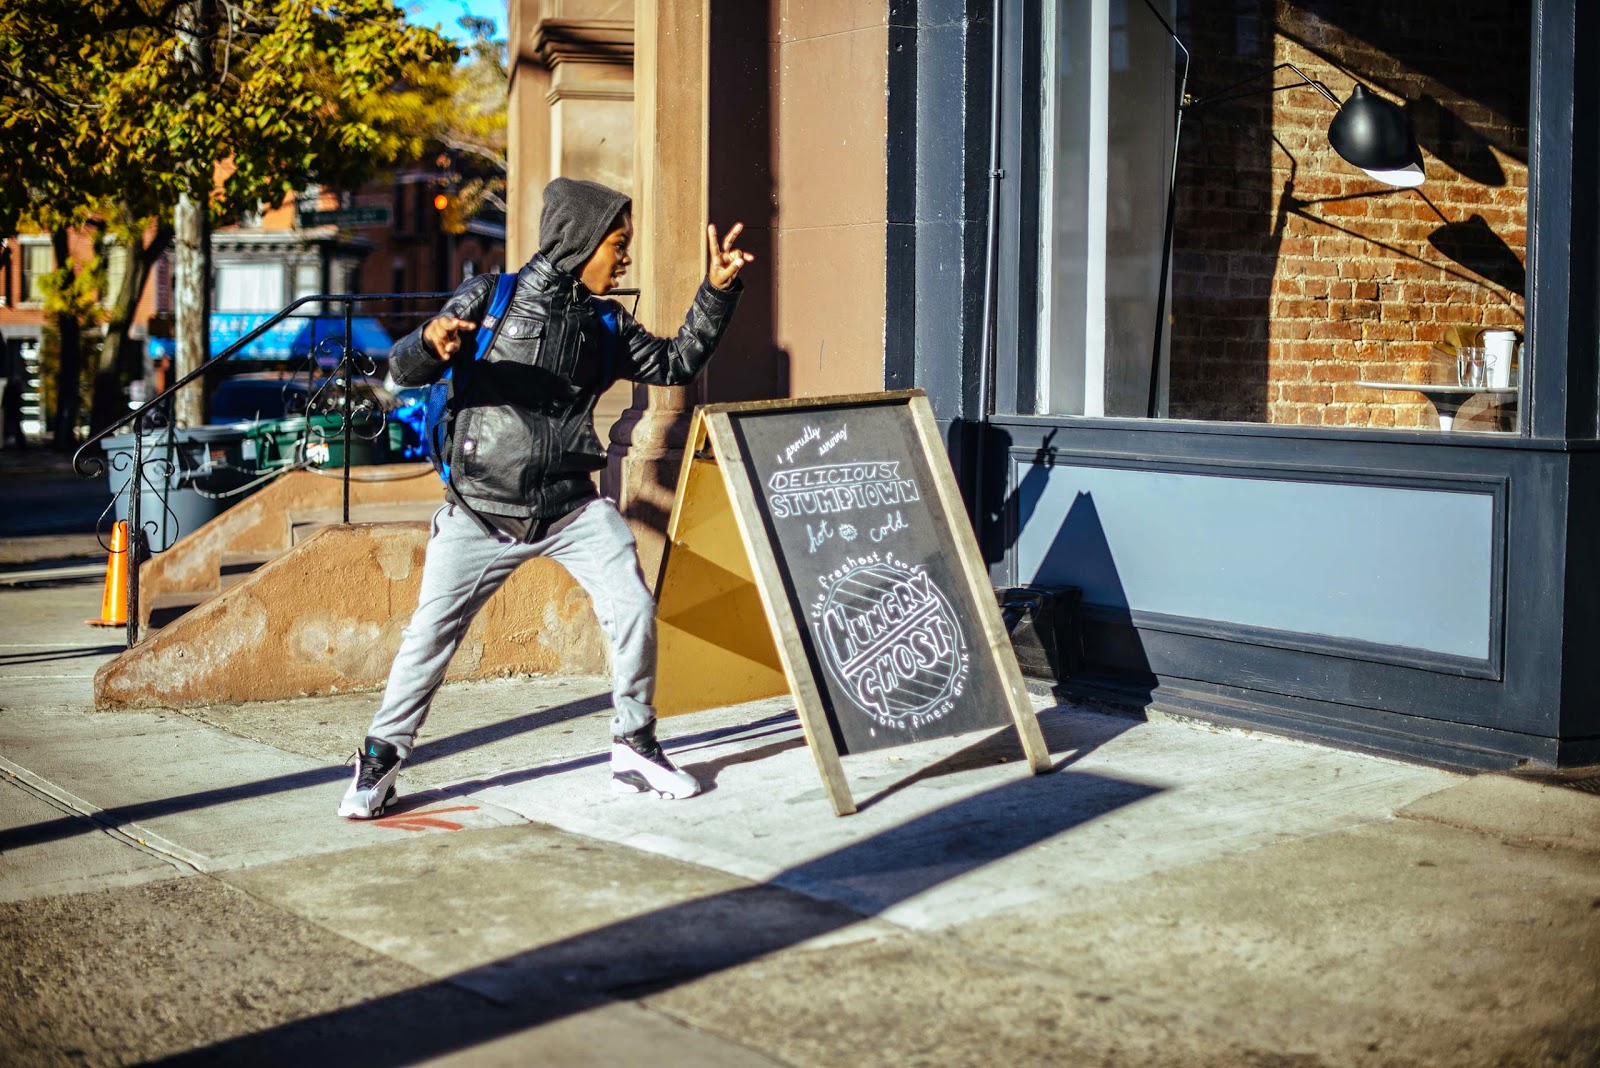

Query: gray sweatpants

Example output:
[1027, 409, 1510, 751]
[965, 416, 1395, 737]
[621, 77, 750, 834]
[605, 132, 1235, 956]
[366, 498, 657, 758]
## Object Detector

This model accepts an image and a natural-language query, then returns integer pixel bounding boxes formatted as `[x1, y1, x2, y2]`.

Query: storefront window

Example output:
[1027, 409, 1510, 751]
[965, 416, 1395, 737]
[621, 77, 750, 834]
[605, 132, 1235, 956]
[1038, 0, 1176, 417]
[1037, 0, 1531, 433]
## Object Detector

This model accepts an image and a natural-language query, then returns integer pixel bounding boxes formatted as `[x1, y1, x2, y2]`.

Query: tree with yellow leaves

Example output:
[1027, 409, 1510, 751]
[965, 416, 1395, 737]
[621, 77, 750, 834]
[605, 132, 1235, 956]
[0, 0, 459, 439]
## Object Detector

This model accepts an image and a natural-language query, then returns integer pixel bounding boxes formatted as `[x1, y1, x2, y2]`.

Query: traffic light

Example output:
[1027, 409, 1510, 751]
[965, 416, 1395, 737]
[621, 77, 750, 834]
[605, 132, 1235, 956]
[433, 191, 467, 235]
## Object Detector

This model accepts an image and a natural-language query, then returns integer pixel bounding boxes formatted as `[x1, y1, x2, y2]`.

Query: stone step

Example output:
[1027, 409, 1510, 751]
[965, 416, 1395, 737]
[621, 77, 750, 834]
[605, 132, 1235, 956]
[289, 500, 440, 545]
[145, 507, 440, 631]
[218, 550, 280, 591]
[146, 590, 211, 633]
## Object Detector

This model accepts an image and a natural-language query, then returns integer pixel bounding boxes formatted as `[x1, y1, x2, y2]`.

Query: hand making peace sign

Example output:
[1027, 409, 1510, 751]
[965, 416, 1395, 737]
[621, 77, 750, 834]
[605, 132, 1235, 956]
[707, 222, 754, 291]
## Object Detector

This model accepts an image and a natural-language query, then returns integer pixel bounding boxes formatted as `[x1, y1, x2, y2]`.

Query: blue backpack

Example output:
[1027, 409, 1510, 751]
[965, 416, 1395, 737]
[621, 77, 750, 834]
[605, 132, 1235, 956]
[422, 272, 517, 480]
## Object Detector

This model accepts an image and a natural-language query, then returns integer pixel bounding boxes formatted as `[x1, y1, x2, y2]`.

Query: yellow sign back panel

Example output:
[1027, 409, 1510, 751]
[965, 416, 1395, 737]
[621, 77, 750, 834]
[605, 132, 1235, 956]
[654, 435, 788, 716]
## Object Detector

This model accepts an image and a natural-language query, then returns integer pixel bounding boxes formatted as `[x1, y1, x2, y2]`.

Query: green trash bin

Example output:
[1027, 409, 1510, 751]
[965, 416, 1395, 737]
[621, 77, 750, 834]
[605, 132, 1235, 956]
[251, 412, 393, 471]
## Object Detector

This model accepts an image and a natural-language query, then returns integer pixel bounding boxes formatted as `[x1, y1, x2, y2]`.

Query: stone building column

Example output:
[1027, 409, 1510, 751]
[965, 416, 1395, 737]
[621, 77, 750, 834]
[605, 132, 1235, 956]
[603, 0, 709, 586]
[506, 0, 549, 263]
[506, 0, 635, 261]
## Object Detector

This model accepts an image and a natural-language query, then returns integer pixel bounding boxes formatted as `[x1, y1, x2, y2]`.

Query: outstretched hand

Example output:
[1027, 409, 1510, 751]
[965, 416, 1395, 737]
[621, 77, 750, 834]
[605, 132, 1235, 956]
[423, 316, 477, 361]
[707, 222, 753, 291]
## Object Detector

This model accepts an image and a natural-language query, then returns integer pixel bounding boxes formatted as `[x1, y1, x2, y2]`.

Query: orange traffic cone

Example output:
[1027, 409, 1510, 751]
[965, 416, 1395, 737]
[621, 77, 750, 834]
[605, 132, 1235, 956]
[87, 521, 130, 627]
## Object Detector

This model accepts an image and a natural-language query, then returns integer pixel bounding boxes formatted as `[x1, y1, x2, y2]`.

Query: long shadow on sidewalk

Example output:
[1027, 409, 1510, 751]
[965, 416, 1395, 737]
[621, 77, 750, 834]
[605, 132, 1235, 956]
[150, 769, 1163, 1065]
[0, 693, 623, 850]
[0, 645, 125, 666]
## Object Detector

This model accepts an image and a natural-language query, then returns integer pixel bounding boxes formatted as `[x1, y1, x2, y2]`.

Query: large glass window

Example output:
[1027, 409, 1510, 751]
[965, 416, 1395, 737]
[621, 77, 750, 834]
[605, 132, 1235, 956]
[1036, 0, 1531, 433]
[1039, 0, 1176, 417]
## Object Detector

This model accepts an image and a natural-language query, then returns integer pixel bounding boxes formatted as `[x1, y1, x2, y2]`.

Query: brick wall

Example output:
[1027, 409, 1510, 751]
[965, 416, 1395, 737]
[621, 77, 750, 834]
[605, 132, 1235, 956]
[1166, 0, 1529, 431]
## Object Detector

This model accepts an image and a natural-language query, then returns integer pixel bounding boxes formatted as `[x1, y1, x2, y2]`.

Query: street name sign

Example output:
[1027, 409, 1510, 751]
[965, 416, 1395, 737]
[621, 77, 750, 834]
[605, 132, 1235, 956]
[297, 206, 392, 228]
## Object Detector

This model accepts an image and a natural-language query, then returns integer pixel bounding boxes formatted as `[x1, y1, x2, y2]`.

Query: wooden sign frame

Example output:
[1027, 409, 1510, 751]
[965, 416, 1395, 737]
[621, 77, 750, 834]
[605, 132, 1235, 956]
[654, 390, 1051, 816]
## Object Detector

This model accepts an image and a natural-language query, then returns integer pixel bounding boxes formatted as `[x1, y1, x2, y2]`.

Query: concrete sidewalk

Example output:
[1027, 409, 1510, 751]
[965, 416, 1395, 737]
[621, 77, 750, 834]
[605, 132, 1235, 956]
[1, 569, 1597, 1067]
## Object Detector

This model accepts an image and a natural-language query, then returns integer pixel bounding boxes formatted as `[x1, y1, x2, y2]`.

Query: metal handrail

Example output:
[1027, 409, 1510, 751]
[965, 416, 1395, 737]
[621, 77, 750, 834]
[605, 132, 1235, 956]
[72, 291, 452, 471]
[71, 282, 643, 649]
[71, 290, 451, 647]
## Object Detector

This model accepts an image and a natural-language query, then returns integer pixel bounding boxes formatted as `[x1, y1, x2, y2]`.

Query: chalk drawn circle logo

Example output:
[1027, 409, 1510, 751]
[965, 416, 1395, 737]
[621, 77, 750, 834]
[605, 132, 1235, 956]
[814, 561, 968, 727]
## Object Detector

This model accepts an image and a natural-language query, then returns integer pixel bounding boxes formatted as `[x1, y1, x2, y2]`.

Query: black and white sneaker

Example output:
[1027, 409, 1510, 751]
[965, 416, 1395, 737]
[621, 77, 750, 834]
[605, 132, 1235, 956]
[611, 723, 701, 799]
[338, 736, 403, 819]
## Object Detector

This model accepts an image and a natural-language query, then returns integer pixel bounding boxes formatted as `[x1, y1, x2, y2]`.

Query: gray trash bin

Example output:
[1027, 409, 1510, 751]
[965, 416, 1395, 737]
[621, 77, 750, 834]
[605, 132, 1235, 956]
[102, 425, 259, 552]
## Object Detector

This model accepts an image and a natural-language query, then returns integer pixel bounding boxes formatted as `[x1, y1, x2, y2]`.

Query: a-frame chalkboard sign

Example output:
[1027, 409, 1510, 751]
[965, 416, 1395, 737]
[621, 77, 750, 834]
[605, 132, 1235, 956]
[653, 390, 1051, 816]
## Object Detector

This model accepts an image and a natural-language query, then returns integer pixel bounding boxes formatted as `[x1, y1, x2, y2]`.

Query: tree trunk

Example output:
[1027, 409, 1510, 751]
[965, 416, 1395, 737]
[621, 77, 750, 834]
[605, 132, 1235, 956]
[173, 192, 208, 428]
[50, 229, 82, 450]
[173, 0, 214, 429]
[92, 223, 172, 435]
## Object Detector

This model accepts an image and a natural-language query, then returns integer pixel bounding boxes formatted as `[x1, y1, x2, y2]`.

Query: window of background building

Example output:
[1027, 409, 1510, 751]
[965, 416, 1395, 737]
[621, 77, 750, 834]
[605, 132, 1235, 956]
[291, 260, 322, 316]
[292, 261, 320, 302]
[19, 240, 53, 304]
[155, 254, 172, 315]
[1035, 0, 1531, 433]
[215, 262, 285, 311]
[393, 181, 409, 235]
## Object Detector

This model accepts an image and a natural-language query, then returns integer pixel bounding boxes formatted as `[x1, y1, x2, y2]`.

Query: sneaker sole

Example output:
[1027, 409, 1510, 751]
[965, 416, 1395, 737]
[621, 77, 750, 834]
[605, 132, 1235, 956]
[611, 773, 699, 800]
[610, 743, 702, 800]
[338, 785, 397, 820]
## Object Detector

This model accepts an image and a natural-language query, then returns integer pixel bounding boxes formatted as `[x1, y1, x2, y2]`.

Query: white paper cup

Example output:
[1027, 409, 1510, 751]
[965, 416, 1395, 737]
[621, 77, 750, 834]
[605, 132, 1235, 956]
[1482, 330, 1518, 388]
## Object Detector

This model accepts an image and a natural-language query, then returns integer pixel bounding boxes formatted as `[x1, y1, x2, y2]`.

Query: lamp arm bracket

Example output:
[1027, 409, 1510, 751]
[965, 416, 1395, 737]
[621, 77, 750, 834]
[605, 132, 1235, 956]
[1135, 0, 1190, 69]
[1185, 61, 1342, 113]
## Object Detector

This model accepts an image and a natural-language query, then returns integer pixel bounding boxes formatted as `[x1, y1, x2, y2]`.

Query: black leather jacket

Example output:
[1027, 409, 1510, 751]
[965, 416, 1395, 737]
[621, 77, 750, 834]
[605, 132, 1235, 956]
[390, 254, 740, 520]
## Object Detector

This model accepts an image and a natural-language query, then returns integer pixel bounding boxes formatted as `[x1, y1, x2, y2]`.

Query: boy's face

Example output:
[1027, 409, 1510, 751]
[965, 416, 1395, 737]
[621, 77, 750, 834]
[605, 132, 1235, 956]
[579, 215, 633, 295]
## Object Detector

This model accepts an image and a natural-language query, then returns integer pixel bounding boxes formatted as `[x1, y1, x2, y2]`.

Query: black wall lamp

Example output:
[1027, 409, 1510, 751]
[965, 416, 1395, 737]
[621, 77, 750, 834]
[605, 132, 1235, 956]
[1139, 0, 1427, 418]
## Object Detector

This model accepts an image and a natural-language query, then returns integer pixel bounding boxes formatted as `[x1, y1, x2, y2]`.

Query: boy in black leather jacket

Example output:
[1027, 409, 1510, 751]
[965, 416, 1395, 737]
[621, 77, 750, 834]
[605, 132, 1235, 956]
[340, 177, 750, 818]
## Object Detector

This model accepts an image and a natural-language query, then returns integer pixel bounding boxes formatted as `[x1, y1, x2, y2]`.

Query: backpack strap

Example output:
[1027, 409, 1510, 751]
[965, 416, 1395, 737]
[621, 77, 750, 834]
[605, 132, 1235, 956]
[591, 297, 622, 386]
[426, 271, 518, 476]
[472, 272, 519, 363]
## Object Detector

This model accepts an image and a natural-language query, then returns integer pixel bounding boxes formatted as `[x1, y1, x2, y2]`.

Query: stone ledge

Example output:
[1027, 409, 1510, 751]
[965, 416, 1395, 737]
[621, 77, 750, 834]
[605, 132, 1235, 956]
[96, 522, 608, 710]
[1396, 772, 1600, 855]
[138, 465, 444, 608]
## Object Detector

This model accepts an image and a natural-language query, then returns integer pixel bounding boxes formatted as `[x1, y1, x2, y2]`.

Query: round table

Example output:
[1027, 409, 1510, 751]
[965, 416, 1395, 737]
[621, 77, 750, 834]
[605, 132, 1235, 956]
[1354, 381, 1519, 431]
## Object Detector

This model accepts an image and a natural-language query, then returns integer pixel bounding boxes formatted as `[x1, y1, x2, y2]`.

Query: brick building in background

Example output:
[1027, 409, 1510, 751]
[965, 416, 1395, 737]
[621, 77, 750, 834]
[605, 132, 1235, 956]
[172, 173, 505, 375]
[156, 170, 504, 375]
[0, 229, 126, 439]
[1165, 2, 1529, 430]
[0, 167, 503, 439]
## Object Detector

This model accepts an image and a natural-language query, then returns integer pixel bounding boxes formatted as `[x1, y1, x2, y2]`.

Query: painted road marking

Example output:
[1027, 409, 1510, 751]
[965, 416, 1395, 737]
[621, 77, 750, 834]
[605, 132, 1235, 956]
[374, 804, 479, 833]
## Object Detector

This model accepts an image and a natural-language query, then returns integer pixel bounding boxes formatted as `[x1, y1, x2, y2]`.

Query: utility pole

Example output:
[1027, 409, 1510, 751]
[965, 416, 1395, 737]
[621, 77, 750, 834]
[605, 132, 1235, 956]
[173, 0, 214, 428]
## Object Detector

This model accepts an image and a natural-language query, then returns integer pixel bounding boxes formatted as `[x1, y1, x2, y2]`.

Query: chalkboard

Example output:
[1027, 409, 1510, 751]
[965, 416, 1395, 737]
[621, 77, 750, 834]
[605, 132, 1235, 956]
[654, 390, 1050, 815]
